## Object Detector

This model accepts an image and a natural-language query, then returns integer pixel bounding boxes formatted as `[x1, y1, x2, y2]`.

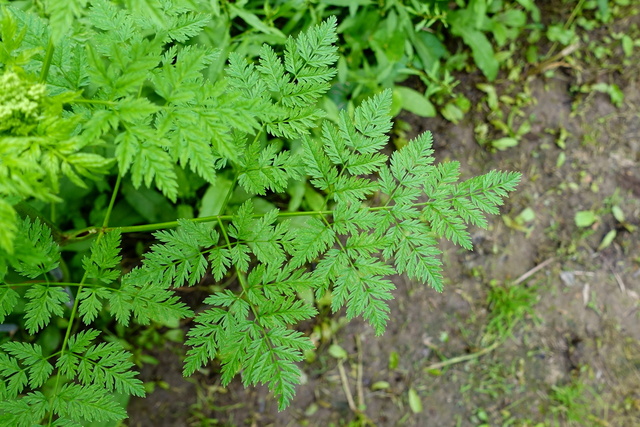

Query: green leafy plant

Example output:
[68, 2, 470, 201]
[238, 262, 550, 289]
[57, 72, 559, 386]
[197, 0, 542, 122]
[0, 2, 520, 424]
[548, 376, 599, 426]
[482, 280, 538, 344]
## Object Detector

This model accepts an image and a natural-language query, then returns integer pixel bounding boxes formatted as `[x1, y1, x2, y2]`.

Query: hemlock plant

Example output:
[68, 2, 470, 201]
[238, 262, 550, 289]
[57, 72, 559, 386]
[0, 2, 520, 424]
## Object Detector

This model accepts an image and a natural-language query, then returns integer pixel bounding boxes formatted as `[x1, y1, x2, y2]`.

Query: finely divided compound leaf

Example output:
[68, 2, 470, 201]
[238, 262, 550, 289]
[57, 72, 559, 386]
[1, 342, 53, 390]
[24, 285, 69, 334]
[185, 263, 317, 410]
[228, 201, 291, 266]
[0, 352, 28, 399]
[260, 16, 339, 138]
[43, 0, 87, 40]
[82, 230, 122, 284]
[77, 286, 111, 325]
[288, 216, 335, 268]
[0, 8, 523, 417]
[130, 219, 219, 288]
[238, 141, 304, 195]
[0, 286, 19, 323]
[242, 327, 314, 411]
[74, 342, 144, 397]
[11, 217, 59, 279]
[0, 391, 48, 426]
[332, 261, 395, 335]
[109, 277, 193, 327]
[51, 383, 127, 423]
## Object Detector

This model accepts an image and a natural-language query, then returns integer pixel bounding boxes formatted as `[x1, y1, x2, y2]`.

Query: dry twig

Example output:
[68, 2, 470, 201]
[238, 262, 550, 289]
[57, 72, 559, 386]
[513, 257, 556, 285]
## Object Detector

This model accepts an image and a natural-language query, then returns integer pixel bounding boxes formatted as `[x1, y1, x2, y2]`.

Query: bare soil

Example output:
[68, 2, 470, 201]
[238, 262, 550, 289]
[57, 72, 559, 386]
[126, 10, 640, 427]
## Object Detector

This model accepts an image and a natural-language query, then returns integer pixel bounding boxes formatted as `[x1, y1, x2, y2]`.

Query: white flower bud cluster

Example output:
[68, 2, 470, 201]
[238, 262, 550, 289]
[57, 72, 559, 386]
[0, 71, 47, 135]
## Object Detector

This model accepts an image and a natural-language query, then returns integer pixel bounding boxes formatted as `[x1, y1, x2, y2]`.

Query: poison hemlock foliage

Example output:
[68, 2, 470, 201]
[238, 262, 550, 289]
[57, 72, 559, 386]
[0, 1, 520, 423]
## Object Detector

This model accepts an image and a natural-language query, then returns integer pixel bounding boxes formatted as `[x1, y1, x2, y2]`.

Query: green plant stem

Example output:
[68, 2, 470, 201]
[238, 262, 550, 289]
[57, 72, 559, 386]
[73, 97, 256, 114]
[5, 281, 85, 288]
[46, 174, 121, 426]
[40, 39, 54, 82]
[217, 218, 243, 283]
[103, 175, 122, 229]
[61, 209, 335, 242]
[564, 0, 587, 30]
[72, 98, 117, 106]
[543, 0, 586, 60]
[217, 218, 252, 306]
[47, 271, 89, 426]
[216, 216, 287, 396]
[221, 173, 238, 216]
[61, 167, 507, 244]
[62, 197, 449, 242]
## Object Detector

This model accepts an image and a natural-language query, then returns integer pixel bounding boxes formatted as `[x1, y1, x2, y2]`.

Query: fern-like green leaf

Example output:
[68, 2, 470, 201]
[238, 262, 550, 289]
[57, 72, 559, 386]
[109, 279, 193, 326]
[288, 216, 335, 268]
[228, 201, 292, 266]
[43, 0, 87, 40]
[11, 217, 59, 279]
[422, 199, 472, 250]
[257, 297, 316, 328]
[0, 8, 525, 416]
[24, 285, 69, 334]
[161, 9, 211, 43]
[47, 38, 88, 93]
[208, 247, 232, 281]
[248, 264, 314, 301]
[255, 16, 338, 139]
[384, 218, 444, 292]
[238, 141, 304, 195]
[51, 383, 127, 423]
[0, 199, 17, 253]
[1, 342, 53, 389]
[0, 352, 27, 399]
[301, 134, 338, 193]
[185, 260, 317, 409]
[129, 219, 219, 288]
[455, 170, 522, 215]
[0, 285, 18, 323]
[77, 286, 111, 324]
[332, 261, 395, 335]
[0, 391, 48, 426]
[60, 339, 145, 397]
[183, 307, 228, 377]
[82, 230, 122, 284]
[241, 327, 314, 411]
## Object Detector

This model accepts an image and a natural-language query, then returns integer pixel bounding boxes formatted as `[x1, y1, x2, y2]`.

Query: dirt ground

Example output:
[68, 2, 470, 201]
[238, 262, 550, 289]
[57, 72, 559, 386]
[126, 10, 640, 427]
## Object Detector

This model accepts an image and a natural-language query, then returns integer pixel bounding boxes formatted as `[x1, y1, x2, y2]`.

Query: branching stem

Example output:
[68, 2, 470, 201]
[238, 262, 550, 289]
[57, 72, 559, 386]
[59, 178, 507, 246]
[46, 173, 121, 426]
